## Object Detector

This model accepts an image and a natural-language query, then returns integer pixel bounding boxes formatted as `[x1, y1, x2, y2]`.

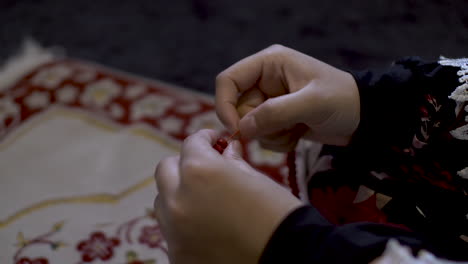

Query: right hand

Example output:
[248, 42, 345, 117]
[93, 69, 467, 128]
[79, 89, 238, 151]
[215, 44, 361, 151]
[154, 129, 302, 264]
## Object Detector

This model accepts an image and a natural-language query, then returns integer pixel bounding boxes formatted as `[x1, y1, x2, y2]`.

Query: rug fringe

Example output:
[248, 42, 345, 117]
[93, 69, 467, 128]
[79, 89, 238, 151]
[0, 38, 60, 91]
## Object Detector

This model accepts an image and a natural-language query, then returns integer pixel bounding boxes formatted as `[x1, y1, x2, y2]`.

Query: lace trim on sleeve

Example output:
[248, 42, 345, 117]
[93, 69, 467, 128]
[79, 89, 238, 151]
[439, 57, 468, 103]
[438, 57, 468, 179]
[377, 239, 464, 264]
[438, 57, 468, 138]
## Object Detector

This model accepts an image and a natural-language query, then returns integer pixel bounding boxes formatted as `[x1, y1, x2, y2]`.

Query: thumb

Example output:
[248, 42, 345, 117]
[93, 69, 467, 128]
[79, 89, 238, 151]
[239, 91, 306, 138]
[222, 140, 243, 160]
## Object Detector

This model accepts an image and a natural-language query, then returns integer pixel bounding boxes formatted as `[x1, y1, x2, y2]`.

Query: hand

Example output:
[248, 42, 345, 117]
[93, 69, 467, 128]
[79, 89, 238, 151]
[154, 129, 302, 264]
[216, 44, 360, 151]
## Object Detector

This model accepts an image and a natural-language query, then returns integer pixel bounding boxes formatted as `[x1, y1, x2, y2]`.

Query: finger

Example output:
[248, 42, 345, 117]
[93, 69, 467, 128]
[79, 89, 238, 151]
[259, 139, 298, 152]
[222, 140, 243, 160]
[236, 87, 267, 118]
[238, 90, 308, 138]
[255, 130, 291, 145]
[215, 51, 265, 132]
[257, 59, 288, 98]
[154, 156, 180, 197]
[181, 129, 220, 159]
[258, 124, 308, 152]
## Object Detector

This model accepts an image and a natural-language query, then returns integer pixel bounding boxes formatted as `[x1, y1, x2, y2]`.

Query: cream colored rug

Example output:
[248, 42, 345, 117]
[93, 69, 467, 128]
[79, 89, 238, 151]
[0, 41, 297, 264]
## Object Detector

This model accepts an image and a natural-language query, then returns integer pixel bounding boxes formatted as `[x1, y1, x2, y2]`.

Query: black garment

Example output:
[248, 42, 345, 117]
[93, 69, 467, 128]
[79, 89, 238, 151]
[260, 57, 468, 263]
[260, 206, 436, 263]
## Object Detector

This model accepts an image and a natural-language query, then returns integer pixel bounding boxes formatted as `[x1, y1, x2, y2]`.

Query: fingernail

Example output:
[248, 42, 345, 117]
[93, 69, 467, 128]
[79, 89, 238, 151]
[239, 115, 257, 138]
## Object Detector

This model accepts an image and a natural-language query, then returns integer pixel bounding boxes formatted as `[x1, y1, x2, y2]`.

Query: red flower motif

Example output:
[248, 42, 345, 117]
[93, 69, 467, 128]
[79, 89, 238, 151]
[16, 257, 49, 264]
[139, 225, 163, 248]
[77, 232, 120, 262]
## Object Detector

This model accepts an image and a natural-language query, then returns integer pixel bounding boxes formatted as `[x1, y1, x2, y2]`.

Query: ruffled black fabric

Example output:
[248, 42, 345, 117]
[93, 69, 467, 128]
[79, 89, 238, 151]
[260, 57, 468, 263]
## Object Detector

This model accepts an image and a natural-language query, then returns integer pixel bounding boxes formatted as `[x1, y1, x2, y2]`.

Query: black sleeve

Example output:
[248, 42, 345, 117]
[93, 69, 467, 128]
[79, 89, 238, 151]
[348, 57, 461, 168]
[259, 206, 432, 264]
[260, 58, 467, 263]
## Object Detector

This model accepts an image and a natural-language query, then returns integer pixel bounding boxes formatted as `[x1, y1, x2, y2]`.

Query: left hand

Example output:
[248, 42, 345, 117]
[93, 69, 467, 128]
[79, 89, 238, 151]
[215, 45, 360, 150]
[153, 129, 302, 264]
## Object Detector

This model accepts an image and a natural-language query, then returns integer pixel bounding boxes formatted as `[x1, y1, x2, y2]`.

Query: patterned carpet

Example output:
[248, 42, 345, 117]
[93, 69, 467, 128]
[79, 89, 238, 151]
[0, 47, 298, 263]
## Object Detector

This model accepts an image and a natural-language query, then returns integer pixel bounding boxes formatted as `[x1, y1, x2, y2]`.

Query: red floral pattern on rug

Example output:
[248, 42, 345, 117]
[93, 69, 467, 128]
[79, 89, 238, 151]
[139, 225, 163, 248]
[77, 232, 120, 262]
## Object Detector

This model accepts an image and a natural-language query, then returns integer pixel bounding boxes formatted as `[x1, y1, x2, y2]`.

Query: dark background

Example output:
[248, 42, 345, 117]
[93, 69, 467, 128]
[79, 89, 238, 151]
[1, 0, 467, 94]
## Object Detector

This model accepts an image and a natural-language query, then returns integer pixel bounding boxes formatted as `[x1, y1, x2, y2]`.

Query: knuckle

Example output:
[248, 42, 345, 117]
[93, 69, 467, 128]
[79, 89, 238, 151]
[262, 44, 288, 57]
[183, 130, 201, 144]
[181, 158, 215, 184]
[181, 158, 203, 175]
[156, 156, 175, 171]
[215, 70, 230, 87]
[154, 157, 169, 179]
[154, 156, 179, 187]
[267, 44, 285, 52]
[181, 136, 192, 153]
[215, 71, 224, 84]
